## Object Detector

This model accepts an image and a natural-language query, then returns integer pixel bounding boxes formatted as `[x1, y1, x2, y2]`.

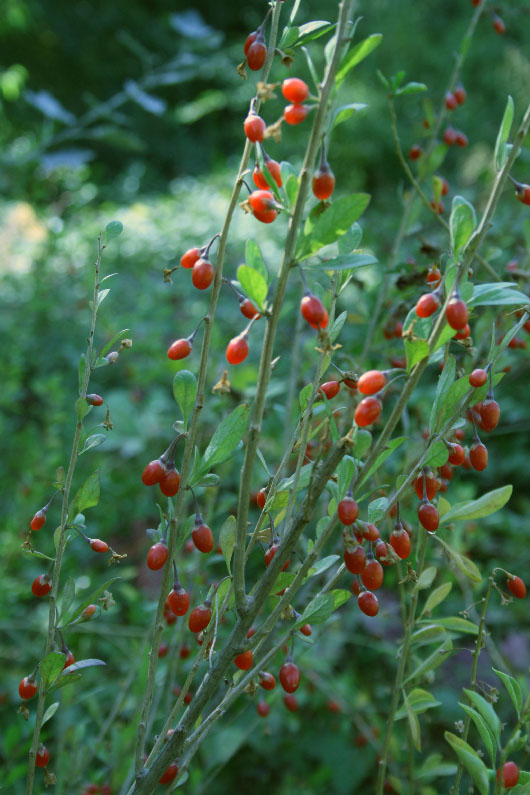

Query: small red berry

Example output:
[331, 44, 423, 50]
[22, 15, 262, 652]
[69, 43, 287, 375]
[247, 36, 267, 71]
[86, 393, 103, 406]
[234, 649, 253, 670]
[192, 522, 214, 554]
[192, 258, 214, 290]
[188, 603, 212, 633]
[427, 266, 442, 288]
[417, 502, 439, 532]
[390, 527, 411, 559]
[300, 294, 325, 326]
[454, 324, 471, 340]
[82, 604, 97, 619]
[448, 443, 466, 466]
[492, 14, 505, 34]
[284, 104, 309, 125]
[454, 84, 467, 105]
[19, 676, 38, 700]
[443, 127, 457, 145]
[414, 471, 438, 501]
[147, 542, 169, 571]
[158, 642, 169, 658]
[159, 467, 180, 497]
[257, 699, 270, 717]
[282, 78, 309, 104]
[513, 182, 530, 206]
[394, 321, 403, 338]
[279, 661, 300, 693]
[253, 153, 282, 190]
[312, 165, 336, 201]
[445, 91, 457, 111]
[168, 587, 190, 616]
[480, 398, 500, 431]
[239, 297, 260, 319]
[469, 441, 488, 471]
[361, 559, 384, 591]
[244, 31, 257, 56]
[226, 334, 249, 365]
[244, 112, 266, 143]
[168, 338, 192, 360]
[498, 761, 519, 788]
[63, 649, 75, 668]
[32, 574, 52, 597]
[159, 762, 179, 785]
[446, 296, 468, 330]
[180, 247, 201, 269]
[358, 591, 379, 617]
[90, 538, 108, 553]
[469, 369, 488, 387]
[344, 545, 367, 574]
[283, 693, 299, 711]
[338, 497, 359, 525]
[507, 576, 526, 599]
[180, 644, 191, 659]
[142, 459, 166, 486]
[30, 510, 46, 531]
[264, 543, 289, 571]
[358, 370, 387, 395]
[260, 672, 276, 690]
[319, 380, 340, 400]
[354, 396, 382, 427]
[35, 745, 50, 768]
[249, 189, 278, 223]
[409, 144, 422, 160]
[416, 292, 440, 318]
[256, 488, 268, 510]
[456, 131, 468, 148]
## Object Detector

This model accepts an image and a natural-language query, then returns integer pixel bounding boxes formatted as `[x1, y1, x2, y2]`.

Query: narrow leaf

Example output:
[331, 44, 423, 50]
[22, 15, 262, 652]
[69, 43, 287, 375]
[219, 516, 236, 575]
[458, 704, 496, 765]
[42, 702, 60, 726]
[403, 690, 422, 751]
[492, 668, 523, 717]
[336, 33, 383, 87]
[422, 582, 452, 615]
[434, 536, 482, 583]
[440, 485, 512, 523]
[40, 652, 66, 690]
[358, 437, 406, 487]
[69, 471, 100, 519]
[494, 95, 514, 171]
[444, 732, 490, 795]
[450, 196, 476, 255]
[173, 370, 197, 428]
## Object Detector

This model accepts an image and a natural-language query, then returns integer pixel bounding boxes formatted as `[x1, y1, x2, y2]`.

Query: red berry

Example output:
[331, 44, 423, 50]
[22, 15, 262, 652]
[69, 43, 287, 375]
[244, 31, 257, 56]
[180, 247, 201, 269]
[82, 604, 97, 619]
[427, 266, 442, 288]
[469, 369, 487, 387]
[361, 559, 384, 590]
[409, 144, 422, 160]
[30, 510, 46, 531]
[358, 591, 379, 617]
[508, 576, 526, 599]
[260, 672, 276, 690]
[354, 396, 382, 427]
[234, 649, 253, 670]
[247, 37, 267, 71]
[499, 761, 519, 788]
[417, 502, 439, 532]
[443, 127, 457, 145]
[312, 166, 335, 201]
[319, 380, 340, 400]
[469, 441, 488, 471]
[264, 543, 290, 571]
[309, 307, 329, 330]
[390, 528, 411, 559]
[253, 155, 282, 190]
[284, 104, 309, 125]
[192, 258, 214, 290]
[147, 542, 169, 571]
[192, 522, 214, 554]
[493, 15, 505, 34]
[454, 84, 466, 105]
[448, 443, 466, 466]
[281, 78, 309, 104]
[168, 338, 192, 360]
[159, 763, 179, 785]
[446, 296, 468, 330]
[36, 745, 50, 768]
[279, 661, 300, 693]
[358, 370, 387, 396]
[159, 467, 180, 497]
[63, 649, 75, 668]
[32, 574, 52, 597]
[257, 699, 270, 717]
[445, 91, 457, 111]
[480, 398, 500, 431]
[142, 459, 166, 486]
[456, 131, 468, 148]
[86, 393, 103, 406]
[239, 298, 260, 320]
[249, 189, 278, 223]
[416, 292, 440, 318]
[454, 324, 471, 340]
[226, 335, 249, 365]
[440, 179, 449, 197]
[180, 644, 191, 659]
[338, 497, 359, 525]
[514, 183, 530, 206]
[244, 112, 266, 143]
[19, 676, 38, 700]
[344, 545, 366, 574]
[188, 604, 212, 633]
[414, 471, 438, 501]
[168, 587, 190, 616]
[375, 540, 388, 561]
[90, 538, 109, 553]
[343, 377, 358, 390]
[158, 642, 169, 658]
[300, 623, 312, 637]
[256, 488, 267, 510]
[300, 294, 325, 326]
[283, 693, 299, 711]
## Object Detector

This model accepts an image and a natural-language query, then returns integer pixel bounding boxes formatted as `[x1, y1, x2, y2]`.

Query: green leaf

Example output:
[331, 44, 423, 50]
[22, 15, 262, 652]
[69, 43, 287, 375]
[421, 582, 452, 615]
[278, 25, 299, 49]
[440, 485, 512, 524]
[195, 404, 249, 478]
[237, 264, 268, 309]
[470, 282, 529, 307]
[285, 173, 300, 208]
[40, 652, 66, 690]
[42, 702, 59, 726]
[245, 240, 268, 282]
[59, 577, 76, 619]
[463, 688, 501, 740]
[411, 624, 447, 646]
[337, 223, 362, 253]
[405, 637, 453, 683]
[405, 338, 430, 371]
[424, 441, 449, 468]
[494, 95, 514, 171]
[297, 194, 371, 260]
[105, 220, 123, 242]
[434, 536, 482, 582]
[58, 577, 121, 628]
[396, 81, 427, 96]
[219, 516, 236, 575]
[78, 433, 106, 455]
[331, 588, 352, 610]
[458, 704, 496, 765]
[78, 353, 87, 394]
[416, 752, 457, 780]
[358, 437, 406, 487]
[295, 593, 335, 627]
[69, 471, 100, 519]
[294, 20, 334, 47]
[354, 429, 372, 457]
[368, 497, 388, 524]
[96, 328, 130, 364]
[47, 672, 82, 693]
[395, 688, 442, 720]
[75, 396, 90, 420]
[429, 355, 456, 433]
[308, 555, 340, 578]
[444, 732, 490, 795]
[298, 384, 312, 413]
[337, 455, 356, 500]
[415, 566, 437, 591]
[304, 253, 377, 271]
[173, 370, 197, 428]
[430, 617, 478, 635]
[402, 689, 422, 751]
[450, 196, 476, 255]
[492, 668, 523, 717]
[336, 33, 383, 87]
[61, 658, 106, 674]
[331, 102, 367, 130]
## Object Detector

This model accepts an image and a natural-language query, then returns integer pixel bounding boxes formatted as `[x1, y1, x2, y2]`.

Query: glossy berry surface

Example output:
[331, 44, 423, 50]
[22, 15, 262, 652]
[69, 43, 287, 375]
[414, 471, 438, 501]
[264, 543, 289, 571]
[469, 441, 488, 471]
[338, 497, 359, 525]
[279, 661, 300, 693]
[416, 292, 440, 318]
[234, 649, 253, 670]
[358, 591, 379, 617]
[239, 298, 260, 319]
[147, 542, 169, 571]
[180, 247, 201, 269]
[284, 104, 308, 125]
[256, 488, 267, 509]
[500, 761, 519, 788]
[480, 399, 500, 431]
[168, 338, 192, 360]
[168, 587, 190, 616]
[247, 37, 267, 70]
[86, 393, 104, 406]
[192, 258, 214, 290]
[30, 510, 46, 531]
[19, 676, 38, 700]
[508, 576, 526, 599]
[448, 443, 466, 466]
[319, 380, 340, 400]
[446, 297, 468, 330]
[312, 166, 335, 200]
[32, 574, 52, 597]
[300, 623, 312, 637]
[390, 528, 411, 559]
[36, 745, 50, 768]
[300, 294, 325, 326]
[188, 604, 212, 633]
[160, 468, 180, 497]
[361, 559, 384, 590]
[244, 112, 266, 143]
[344, 546, 366, 574]
[469, 369, 487, 387]
[142, 459, 166, 486]
[253, 158, 282, 190]
[90, 538, 108, 553]
[354, 396, 382, 427]
[260, 672, 276, 690]
[159, 763, 179, 785]
[192, 522, 214, 554]
[226, 335, 249, 365]
[358, 370, 386, 396]
[249, 190, 278, 223]
[282, 77, 309, 104]
[418, 502, 439, 532]
[443, 127, 457, 145]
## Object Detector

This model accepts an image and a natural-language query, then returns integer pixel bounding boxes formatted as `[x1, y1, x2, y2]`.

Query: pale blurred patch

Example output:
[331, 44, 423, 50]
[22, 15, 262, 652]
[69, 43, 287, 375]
[0, 202, 48, 274]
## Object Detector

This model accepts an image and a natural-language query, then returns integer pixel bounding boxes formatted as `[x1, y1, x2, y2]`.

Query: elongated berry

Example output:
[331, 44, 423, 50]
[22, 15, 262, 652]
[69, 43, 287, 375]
[354, 396, 382, 427]
[226, 335, 249, 365]
[192, 258, 214, 290]
[168, 338, 192, 360]
[344, 545, 366, 574]
[279, 661, 300, 693]
[312, 165, 335, 201]
[361, 559, 384, 590]
[416, 292, 440, 318]
[469, 441, 488, 471]
[188, 603, 212, 633]
[417, 501, 439, 532]
[338, 497, 359, 525]
[147, 542, 169, 570]
[192, 522, 214, 554]
[448, 443, 466, 466]
[244, 31, 257, 56]
[443, 127, 457, 146]
[319, 380, 340, 400]
[234, 649, 253, 670]
[499, 761, 519, 787]
[256, 488, 268, 509]
[32, 574, 52, 597]
[159, 763, 179, 785]
[168, 586, 190, 616]
[36, 745, 50, 768]
[414, 470, 438, 501]
[469, 369, 487, 387]
[30, 510, 46, 531]
[142, 459, 166, 486]
[284, 104, 308, 125]
[239, 297, 260, 319]
[358, 370, 386, 396]
[282, 78, 309, 104]
[247, 35, 267, 71]
[181, 247, 201, 269]
[507, 576, 526, 599]
[249, 190, 278, 223]
[257, 699, 270, 717]
[300, 623, 312, 637]
[446, 296, 468, 330]
[244, 112, 266, 143]
[358, 591, 379, 617]
[264, 542, 289, 571]
[480, 398, 500, 431]
[390, 527, 411, 559]
[19, 676, 38, 700]
[300, 294, 325, 326]
[90, 538, 109, 553]
[253, 153, 282, 189]
[284, 693, 298, 711]
[260, 672, 276, 690]
[160, 467, 180, 497]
